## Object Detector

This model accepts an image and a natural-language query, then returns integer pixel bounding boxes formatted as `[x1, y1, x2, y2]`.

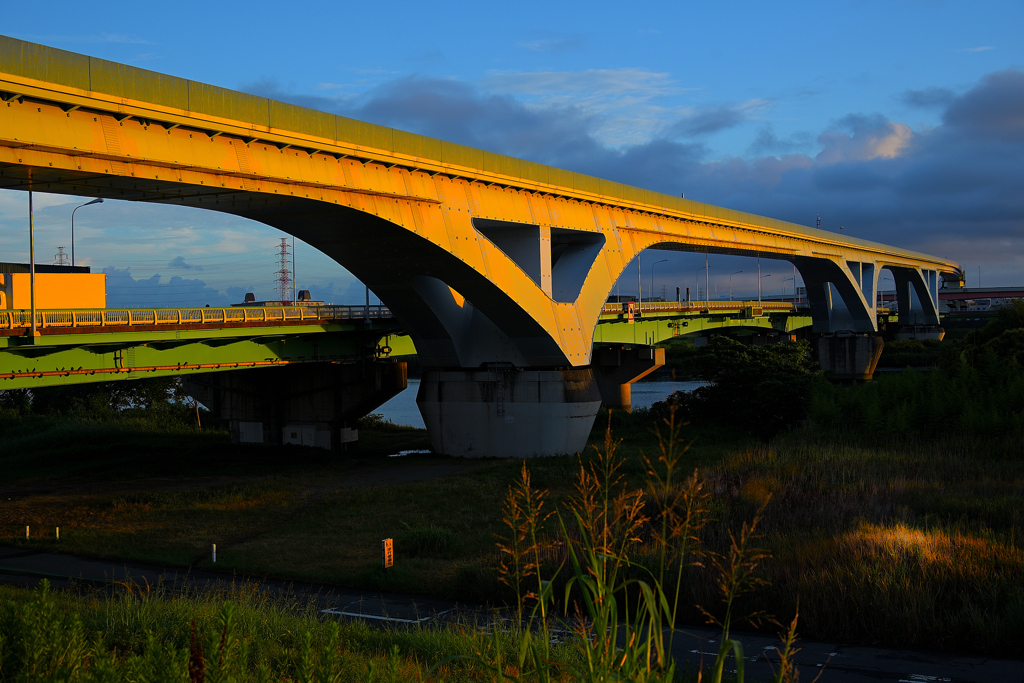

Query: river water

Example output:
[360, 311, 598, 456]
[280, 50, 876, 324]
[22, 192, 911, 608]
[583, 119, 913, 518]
[374, 378, 706, 429]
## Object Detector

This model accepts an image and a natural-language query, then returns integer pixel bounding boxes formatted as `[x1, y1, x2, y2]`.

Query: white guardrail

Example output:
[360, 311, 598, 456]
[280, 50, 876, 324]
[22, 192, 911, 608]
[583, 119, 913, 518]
[0, 305, 393, 330]
[600, 301, 798, 315]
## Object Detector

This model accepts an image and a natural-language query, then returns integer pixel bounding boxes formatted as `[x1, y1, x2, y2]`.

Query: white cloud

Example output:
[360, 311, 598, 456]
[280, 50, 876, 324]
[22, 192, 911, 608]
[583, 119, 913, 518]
[515, 35, 585, 54]
[24, 33, 154, 46]
[483, 68, 682, 99]
[816, 117, 912, 164]
[481, 69, 699, 146]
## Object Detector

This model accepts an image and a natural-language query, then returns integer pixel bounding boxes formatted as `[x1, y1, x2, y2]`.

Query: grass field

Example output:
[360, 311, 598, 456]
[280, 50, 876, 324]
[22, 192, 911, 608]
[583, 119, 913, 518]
[1, 403, 1022, 657]
[0, 578, 568, 682]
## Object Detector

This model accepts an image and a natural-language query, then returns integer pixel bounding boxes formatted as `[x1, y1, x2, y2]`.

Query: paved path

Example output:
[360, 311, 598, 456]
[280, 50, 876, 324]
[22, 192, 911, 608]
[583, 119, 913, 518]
[0, 545, 1021, 682]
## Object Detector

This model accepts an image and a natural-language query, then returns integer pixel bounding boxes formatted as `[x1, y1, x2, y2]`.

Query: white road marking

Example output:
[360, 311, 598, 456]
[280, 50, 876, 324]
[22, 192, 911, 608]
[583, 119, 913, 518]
[320, 608, 451, 623]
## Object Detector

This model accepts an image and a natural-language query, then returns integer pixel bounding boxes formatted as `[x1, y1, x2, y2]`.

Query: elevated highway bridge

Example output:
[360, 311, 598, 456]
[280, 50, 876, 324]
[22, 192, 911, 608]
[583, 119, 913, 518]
[0, 301, 814, 443]
[0, 305, 401, 389]
[0, 301, 809, 389]
[0, 36, 961, 456]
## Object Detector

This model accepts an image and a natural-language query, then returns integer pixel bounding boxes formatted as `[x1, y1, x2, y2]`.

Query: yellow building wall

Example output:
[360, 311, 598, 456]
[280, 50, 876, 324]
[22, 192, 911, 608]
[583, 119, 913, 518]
[5, 273, 106, 309]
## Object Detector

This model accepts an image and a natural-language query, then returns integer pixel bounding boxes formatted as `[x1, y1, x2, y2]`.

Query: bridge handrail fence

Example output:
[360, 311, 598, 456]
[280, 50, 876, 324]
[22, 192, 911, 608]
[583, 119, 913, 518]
[0, 305, 392, 330]
[600, 301, 798, 315]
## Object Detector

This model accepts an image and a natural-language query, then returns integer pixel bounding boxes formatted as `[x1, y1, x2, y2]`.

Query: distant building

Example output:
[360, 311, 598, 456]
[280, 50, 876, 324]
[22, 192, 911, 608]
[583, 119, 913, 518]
[231, 290, 324, 307]
[0, 262, 105, 309]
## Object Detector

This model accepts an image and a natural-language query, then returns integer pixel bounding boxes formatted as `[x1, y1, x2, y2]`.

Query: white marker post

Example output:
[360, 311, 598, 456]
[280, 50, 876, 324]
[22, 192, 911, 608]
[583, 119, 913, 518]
[212, 543, 217, 563]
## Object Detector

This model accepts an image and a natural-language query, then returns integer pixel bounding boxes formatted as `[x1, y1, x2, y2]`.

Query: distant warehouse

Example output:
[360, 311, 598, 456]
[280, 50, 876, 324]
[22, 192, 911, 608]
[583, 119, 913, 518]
[0, 263, 106, 309]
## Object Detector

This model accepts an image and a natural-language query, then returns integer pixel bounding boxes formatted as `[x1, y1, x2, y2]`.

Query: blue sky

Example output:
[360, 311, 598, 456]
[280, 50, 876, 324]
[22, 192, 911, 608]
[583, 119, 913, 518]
[1, 0, 1022, 305]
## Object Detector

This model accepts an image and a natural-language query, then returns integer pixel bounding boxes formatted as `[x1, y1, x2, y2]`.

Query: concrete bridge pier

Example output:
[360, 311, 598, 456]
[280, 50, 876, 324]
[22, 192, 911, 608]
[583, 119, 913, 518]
[416, 367, 602, 458]
[592, 346, 667, 411]
[183, 361, 407, 451]
[816, 334, 884, 381]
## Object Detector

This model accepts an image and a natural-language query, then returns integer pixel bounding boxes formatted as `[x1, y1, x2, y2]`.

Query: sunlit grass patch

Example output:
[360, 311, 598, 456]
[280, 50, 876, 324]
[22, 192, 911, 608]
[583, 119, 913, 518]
[766, 521, 1024, 651]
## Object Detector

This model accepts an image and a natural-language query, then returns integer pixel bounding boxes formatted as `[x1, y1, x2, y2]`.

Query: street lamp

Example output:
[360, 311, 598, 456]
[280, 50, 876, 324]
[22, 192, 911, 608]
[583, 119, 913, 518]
[650, 259, 668, 302]
[729, 270, 743, 301]
[759, 273, 772, 304]
[696, 265, 709, 303]
[782, 276, 794, 298]
[879, 273, 895, 308]
[71, 198, 103, 267]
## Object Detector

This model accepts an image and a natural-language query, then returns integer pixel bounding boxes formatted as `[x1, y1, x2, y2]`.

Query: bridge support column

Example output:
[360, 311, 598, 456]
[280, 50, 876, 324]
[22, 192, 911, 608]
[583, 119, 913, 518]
[592, 346, 666, 411]
[184, 361, 407, 451]
[416, 367, 602, 458]
[817, 334, 884, 381]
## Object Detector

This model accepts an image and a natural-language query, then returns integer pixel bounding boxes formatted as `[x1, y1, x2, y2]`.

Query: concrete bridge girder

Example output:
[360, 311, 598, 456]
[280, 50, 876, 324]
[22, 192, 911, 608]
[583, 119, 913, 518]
[889, 265, 942, 327]
[792, 256, 943, 334]
[795, 256, 879, 334]
[0, 94, 956, 368]
[0, 46, 962, 456]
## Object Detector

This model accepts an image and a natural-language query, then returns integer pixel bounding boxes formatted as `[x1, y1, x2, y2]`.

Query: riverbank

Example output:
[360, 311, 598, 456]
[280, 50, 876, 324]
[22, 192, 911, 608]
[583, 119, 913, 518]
[0, 409, 1021, 656]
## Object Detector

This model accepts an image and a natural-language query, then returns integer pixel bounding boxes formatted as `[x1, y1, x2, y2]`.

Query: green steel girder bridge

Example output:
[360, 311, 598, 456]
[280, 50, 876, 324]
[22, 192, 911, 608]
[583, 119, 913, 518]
[594, 300, 811, 346]
[0, 301, 820, 446]
[0, 301, 811, 391]
[0, 305, 402, 390]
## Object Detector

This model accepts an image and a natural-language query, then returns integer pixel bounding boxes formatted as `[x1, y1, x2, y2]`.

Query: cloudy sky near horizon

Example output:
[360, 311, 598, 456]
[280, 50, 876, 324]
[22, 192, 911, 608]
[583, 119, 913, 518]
[1, 0, 1022, 305]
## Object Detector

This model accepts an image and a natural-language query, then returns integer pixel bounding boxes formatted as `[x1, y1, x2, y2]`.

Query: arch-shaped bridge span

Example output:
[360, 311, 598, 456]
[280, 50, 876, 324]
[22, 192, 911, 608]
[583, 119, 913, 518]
[0, 36, 962, 456]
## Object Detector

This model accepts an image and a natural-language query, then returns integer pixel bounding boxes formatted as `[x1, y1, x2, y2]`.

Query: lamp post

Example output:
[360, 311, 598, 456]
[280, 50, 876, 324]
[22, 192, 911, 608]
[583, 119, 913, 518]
[29, 191, 35, 338]
[782, 277, 794, 299]
[637, 255, 642, 307]
[879, 273, 895, 309]
[650, 259, 668, 302]
[71, 198, 103, 267]
[729, 270, 743, 301]
[759, 273, 771, 304]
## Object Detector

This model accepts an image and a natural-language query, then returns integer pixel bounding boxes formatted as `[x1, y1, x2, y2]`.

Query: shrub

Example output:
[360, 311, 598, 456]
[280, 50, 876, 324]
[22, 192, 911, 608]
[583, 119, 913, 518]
[652, 337, 821, 440]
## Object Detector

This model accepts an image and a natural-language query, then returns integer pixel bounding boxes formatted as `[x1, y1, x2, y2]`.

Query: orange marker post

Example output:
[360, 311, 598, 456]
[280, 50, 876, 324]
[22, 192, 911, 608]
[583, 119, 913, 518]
[382, 538, 394, 570]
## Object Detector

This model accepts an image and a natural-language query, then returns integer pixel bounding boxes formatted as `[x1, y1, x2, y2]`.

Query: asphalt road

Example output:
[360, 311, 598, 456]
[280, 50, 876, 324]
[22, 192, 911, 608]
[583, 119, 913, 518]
[1, 545, 1021, 682]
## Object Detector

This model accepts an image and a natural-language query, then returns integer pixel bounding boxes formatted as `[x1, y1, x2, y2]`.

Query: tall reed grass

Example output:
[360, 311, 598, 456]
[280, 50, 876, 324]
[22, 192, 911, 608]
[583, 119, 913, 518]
[482, 411, 804, 683]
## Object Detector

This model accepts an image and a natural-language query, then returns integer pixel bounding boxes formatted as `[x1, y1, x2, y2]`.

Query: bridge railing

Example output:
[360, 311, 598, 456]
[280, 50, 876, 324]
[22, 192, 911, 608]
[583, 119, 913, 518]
[0, 305, 394, 330]
[601, 301, 798, 315]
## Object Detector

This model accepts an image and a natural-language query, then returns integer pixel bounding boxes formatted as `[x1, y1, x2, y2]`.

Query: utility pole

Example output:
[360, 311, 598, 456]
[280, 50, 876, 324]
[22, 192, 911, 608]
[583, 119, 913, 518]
[28, 191, 37, 338]
[275, 238, 292, 302]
